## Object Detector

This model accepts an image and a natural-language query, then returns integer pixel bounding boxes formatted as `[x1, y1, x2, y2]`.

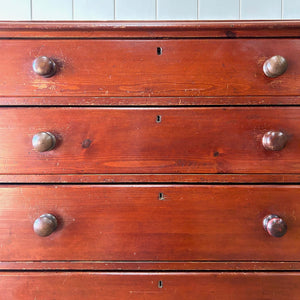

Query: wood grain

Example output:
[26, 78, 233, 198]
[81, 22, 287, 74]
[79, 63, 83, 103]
[0, 174, 300, 183]
[1, 21, 299, 294]
[1, 272, 300, 300]
[1, 96, 300, 106]
[0, 20, 299, 38]
[1, 184, 300, 261]
[0, 107, 300, 174]
[1, 39, 300, 97]
[2, 261, 300, 271]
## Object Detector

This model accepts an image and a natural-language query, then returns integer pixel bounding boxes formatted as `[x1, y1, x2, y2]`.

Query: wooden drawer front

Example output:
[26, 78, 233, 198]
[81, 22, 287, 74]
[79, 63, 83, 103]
[1, 107, 300, 174]
[0, 39, 299, 97]
[1, 185, 300, 261]
[1, 272, 300, 300]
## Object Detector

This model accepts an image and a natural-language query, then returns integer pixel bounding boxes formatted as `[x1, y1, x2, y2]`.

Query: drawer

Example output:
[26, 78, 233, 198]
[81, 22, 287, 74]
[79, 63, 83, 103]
[1, 272, 300, 300]
[0, 185, 299, 261]
[0, 39, 299, 97]
[1, 107, 300, 174]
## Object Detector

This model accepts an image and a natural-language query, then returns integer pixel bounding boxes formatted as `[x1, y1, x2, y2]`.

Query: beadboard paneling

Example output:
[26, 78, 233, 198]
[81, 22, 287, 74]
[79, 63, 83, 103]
[74, 0, 114, 20]
[240, 0, 282, 20]
[0, 0, 299, 22]
[199, 0, 239, 20]
[283, 0, 300, 19]
[0, 0, 30, 20]
[32, 0, 72, 20]
[157, 0, 197, 20]
[115, 0, 155, 20]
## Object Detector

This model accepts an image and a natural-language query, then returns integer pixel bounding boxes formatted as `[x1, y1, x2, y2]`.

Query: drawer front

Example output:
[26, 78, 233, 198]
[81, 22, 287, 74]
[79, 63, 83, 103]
[1, 107, 300, 174]
[0, 185, 299, 261]
[0, 39, 299, 97]
[1, 272, 300, 300]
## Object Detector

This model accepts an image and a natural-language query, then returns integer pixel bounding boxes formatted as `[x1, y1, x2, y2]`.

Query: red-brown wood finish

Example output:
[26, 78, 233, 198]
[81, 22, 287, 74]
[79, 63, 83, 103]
[2, 261, 300, 271]
[2, 96, 300, 106]
[0, 174, 300, 183]
[0, 39, 300, 97]
[0, 107, 299, 174]
[1, 272, 300, 300]
[0, 184, 299, 261]
[1, 21, 300, 297]
[0, 20, 299, 38]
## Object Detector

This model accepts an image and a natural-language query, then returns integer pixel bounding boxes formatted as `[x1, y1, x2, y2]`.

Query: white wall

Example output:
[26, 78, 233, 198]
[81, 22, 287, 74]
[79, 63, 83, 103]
[0, 0, 298, 20]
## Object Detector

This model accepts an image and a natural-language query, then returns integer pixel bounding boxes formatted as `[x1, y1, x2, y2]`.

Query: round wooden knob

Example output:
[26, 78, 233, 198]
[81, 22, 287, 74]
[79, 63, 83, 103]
[32, 56, 56, 77]
[32, 132, 56, 152]
[33, 214, 58, 237]
[262, 131, 288, 151]
[263, 55, 288, 78]
[263, 214, 287, 238]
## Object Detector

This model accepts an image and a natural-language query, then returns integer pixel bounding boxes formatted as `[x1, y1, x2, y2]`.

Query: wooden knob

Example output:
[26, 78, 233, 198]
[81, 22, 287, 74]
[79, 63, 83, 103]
[262, 131, 288, 151]
[32, 56, 56, 77]
[32, 132, 56, 152]
[263, 214, 287, 238]
[33, 214, 57, 237]
[263, 55, 288, 78]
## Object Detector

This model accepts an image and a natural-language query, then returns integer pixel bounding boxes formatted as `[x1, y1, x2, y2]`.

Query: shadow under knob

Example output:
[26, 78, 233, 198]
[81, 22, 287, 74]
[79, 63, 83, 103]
[33, 214, 58, 237]
[32, 56, 57, 77]
[32, 132, 56, 152]
[263, 214, 287, 238]
[262, 131, 288, 151]
[263, 55, 288, 78]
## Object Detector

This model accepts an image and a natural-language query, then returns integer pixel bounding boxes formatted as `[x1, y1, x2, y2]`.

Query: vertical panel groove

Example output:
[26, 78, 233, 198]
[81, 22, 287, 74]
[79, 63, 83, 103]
[72, 0, 74, 20]
[0, 0, 298, 20]
[114, 0, 116, 20]
[30, 0, 32, 20]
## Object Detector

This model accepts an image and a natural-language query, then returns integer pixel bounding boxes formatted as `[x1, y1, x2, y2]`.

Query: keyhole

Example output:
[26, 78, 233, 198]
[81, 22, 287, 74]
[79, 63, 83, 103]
[158, 193, 165, 200]
[157, 47, 162, 55]
[156, 115, 162, 123]
[158, 280, 163, 288]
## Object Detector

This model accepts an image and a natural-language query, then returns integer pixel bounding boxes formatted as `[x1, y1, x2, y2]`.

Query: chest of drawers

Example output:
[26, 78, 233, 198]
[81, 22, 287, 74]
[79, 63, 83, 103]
[1, 20, 300, 299]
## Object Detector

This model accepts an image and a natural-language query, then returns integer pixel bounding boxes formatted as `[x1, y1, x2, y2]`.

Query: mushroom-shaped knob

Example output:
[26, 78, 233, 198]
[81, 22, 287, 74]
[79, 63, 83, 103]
[263, 214, 287, 238]
[33, 56, 57, 77]
[32, 132, 56, 152]
[33, 214, 58, 237]
[262, 131, 288, 151]
[263, 55, 288, 78]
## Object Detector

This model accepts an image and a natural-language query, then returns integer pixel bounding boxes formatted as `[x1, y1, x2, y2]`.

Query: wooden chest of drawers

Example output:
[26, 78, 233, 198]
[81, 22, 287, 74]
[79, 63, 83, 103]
[1, 20, 300, 299]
